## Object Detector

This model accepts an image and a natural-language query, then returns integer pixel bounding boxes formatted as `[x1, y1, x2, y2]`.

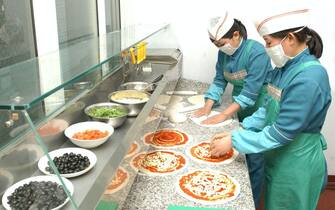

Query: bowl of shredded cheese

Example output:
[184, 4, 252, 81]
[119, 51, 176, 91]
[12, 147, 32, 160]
[109, 90, 150, 117]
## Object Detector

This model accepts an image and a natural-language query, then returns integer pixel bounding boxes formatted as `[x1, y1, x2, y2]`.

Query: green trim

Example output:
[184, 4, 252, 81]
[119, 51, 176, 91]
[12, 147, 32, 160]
[168, 205, 234, 210]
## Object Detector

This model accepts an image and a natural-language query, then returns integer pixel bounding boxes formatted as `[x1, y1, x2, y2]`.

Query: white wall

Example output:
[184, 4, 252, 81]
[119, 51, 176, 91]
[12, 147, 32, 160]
[121, 0, 264, 83]
[309, 1, 335, 176]
[121, 0, 335, 174]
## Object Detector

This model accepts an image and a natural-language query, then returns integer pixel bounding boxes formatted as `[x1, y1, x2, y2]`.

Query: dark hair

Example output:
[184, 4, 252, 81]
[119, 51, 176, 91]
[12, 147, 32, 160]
[270, 27, 323, 58]
[222, 19, 247, 40]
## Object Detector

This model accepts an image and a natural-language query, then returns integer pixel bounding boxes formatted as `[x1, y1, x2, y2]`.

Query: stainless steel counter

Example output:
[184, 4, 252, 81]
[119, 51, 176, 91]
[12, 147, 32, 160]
[0, 49, 183, 210]
[103, 79, 255, 210]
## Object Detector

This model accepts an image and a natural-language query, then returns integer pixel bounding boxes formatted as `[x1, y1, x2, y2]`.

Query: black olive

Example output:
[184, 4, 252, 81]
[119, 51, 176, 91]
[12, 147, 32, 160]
[7, 181, 67, 210]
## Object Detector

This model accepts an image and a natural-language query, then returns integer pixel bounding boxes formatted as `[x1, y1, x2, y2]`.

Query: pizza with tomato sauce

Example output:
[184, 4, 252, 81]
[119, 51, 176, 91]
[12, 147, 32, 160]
[104, 167, 129, 194]
[177, 170, 240, 205]
[188, 142, 238, 164]
[130, 150, 187, 175]
[143, 129, 190, 148]
[126, 142, 140, 158]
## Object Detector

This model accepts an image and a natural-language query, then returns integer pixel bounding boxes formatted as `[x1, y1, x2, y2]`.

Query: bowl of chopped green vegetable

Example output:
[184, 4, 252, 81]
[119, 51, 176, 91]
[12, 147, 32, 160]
[84, 103, 129, 128]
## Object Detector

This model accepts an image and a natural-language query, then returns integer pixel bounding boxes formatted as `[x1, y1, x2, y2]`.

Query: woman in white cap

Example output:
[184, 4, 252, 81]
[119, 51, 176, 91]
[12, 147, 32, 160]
[193, 11, 272, 208]
[210, 7, 331, 210]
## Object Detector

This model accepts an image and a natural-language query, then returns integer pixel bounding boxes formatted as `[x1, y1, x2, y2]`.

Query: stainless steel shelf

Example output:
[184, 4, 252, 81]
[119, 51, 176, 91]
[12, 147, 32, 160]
[28, 50, 182, 210]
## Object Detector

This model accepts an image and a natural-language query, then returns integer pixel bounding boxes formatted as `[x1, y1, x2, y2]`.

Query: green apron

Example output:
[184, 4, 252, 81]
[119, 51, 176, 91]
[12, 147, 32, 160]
[223, 41, 267, 121]
[264, 61, 327, 210]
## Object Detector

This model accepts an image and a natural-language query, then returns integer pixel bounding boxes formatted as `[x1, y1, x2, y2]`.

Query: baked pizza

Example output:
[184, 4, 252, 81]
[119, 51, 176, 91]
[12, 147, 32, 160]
[143, 129, 190, 148]
[130, 150, 187, 175]
[188, 142, 238, 164]
[126, 142, 140, 158]
[105, 167, 129, 194]
[177, 170, 240, 205]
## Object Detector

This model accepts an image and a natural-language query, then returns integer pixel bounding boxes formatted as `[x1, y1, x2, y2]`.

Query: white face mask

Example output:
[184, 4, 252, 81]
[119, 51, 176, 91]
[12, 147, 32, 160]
[265, 27, 306, 68]
[265, 37, 292, 68]
[219, 38, 243, 56]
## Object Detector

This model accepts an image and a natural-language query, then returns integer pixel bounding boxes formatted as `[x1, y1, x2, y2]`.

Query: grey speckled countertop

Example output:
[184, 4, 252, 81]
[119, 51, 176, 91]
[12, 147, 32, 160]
[103, 78, 255, 210]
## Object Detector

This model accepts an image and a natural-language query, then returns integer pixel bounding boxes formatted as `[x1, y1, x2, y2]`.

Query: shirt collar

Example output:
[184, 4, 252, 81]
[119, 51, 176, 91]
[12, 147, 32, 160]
[281, 48, 310, 70]
[231, 39, 246, 57]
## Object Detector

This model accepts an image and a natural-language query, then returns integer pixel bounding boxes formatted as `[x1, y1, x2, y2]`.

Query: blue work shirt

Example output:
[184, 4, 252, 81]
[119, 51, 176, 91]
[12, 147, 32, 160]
[204, 39, 272, 109]
[233, 48, 332, 153]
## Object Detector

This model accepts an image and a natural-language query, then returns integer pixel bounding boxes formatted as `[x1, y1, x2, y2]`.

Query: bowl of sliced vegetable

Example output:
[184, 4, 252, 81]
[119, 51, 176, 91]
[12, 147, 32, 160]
[65, 121, 114, 148]
[84, 102, 129, 128]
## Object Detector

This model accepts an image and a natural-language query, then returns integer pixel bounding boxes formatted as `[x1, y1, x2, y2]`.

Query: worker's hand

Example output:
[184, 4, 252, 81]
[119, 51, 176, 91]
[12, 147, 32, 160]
[192, 106, 211, 118]
[209, 132, 232, 157]
[201, 113, 229, 125]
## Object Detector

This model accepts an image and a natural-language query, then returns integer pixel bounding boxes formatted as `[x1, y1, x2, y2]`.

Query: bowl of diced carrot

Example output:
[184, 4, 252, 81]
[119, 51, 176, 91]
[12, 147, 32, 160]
[64, 121, 114, 148]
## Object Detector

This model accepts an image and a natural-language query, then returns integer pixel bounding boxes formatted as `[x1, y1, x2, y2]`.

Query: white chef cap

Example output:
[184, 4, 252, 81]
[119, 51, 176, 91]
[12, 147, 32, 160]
[208, 11, 235, 41]
[254, 1, 310, 36]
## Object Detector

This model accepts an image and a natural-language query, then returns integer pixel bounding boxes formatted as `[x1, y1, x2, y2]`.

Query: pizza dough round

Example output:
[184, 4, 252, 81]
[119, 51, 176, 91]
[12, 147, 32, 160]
[130, 150, 187, 176]
[143, 129, 192, 148]
[177, 169, 240, 205]
[187, 95, 205, 106]
[190, 111, 233, 128]
[125, 142, 140, 158]
[168, 111, 187, 123]
[130, 152, 146, 171]
[186, 141, 239, 165]
[104, 167, 129, 194]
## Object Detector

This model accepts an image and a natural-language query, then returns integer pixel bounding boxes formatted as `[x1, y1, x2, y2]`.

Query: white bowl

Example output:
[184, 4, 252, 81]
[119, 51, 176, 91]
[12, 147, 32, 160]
[0, 169, 14, 195]
[64, 121, 114, 149]
[2, 175, 74, 210]
[38, 147, 97, 178]
[0, 144, 44, 170]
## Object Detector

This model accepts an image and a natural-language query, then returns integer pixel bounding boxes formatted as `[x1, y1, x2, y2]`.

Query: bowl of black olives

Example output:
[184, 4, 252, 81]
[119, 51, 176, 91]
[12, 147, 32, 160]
[38, 147, 97, 178]
[2, 175, 73, 210]
[0, 169, 14, 196]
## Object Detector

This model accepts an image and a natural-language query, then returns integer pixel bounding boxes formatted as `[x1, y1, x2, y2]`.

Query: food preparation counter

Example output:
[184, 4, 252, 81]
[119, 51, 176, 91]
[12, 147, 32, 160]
[102, 79, 255, 210]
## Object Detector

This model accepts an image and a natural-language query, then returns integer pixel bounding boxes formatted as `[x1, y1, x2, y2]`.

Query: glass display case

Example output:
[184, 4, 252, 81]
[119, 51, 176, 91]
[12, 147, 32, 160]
[0, 23, 182, 210]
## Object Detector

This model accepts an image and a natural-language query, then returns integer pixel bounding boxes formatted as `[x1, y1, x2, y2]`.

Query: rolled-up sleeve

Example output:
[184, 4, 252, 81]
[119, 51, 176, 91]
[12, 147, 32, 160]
[205, 51, 227, 106]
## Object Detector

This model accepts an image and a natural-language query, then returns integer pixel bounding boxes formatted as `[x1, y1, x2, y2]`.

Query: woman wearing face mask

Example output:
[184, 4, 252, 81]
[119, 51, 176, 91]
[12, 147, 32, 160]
[210, 7, 331, 210]
[193, 12, 272, 208]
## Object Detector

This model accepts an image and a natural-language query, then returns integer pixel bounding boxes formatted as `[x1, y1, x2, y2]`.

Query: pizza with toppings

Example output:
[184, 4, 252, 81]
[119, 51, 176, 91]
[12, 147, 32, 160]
[188, 141, 238, 164]
[130, 152, 146, 171]
[104, 167, 129, 194]
[126, 142, 140, 158]
[143, 129, 190, 148]
[130, 151, 187, 175]
[177, 170, 240, 205]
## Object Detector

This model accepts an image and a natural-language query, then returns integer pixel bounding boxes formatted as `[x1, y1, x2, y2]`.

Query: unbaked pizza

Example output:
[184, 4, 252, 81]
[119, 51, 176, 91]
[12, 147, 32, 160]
[177, 170, 240, 205]
[104, 167, 129, 194]
[130, 150, 187, 175]
[143, 129, 190, 148]
[126, 142, 140, 158]
[188, 142, 238, 164]
[145, 108, 161, 123]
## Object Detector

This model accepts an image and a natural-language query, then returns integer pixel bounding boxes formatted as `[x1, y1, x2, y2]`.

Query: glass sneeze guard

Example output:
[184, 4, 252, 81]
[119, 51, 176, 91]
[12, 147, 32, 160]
[0, 24, 169, 110]
[0, 23, 176, 210]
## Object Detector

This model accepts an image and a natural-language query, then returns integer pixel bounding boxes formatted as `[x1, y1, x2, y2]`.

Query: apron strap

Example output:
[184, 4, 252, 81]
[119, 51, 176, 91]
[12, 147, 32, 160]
[222, 40, 255, 74]
[239, 40, 255, 72]
[320, 134, 328, 150]
[282, 60, 321, 87]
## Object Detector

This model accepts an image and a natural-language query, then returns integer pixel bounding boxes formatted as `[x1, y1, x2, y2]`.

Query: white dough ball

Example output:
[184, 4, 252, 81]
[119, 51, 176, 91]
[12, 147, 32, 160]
[168, 111, 187, 123]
